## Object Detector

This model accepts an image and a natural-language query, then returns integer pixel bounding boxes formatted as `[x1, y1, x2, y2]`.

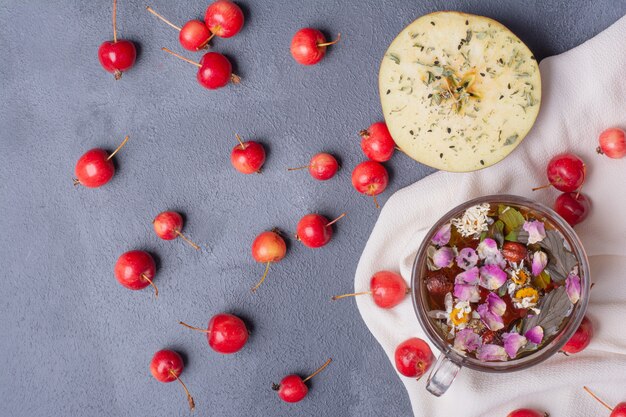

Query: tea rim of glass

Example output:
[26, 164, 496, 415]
[411, 194, 590, 372]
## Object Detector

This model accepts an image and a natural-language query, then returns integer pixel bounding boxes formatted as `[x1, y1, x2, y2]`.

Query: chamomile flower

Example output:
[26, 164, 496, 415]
[509, 261, 531, 286]
[452, 203, 491, 238]
[513, 287, 540, 309]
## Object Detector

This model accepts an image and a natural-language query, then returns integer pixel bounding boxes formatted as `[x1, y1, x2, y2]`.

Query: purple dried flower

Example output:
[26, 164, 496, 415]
[456, 248, 479, 270]
[524, 326, 544, 344]
[531, 251, 548, 276]
[476, 303, 504, 331]
[479, 264, 507, 290]
[502, 332, 527, 358]
[477, 344, 508, 362]
[486, 292, 507, 316]
[431, 223, 452, 246]
[453, 329, 482, 353]
[523, 220, 546, 244]
[432, 246, 455, 269]
[477, 238, 506, 268]
[455, 267, 479, 285]
[453, 284, 480, 302]
[566, 273, 581, 304]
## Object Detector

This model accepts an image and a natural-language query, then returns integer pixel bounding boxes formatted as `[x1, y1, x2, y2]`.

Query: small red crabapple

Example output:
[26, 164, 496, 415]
[290, 28, 340, 65]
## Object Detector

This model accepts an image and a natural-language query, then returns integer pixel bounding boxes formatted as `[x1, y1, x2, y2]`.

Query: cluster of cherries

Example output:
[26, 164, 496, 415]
[98, 0, 343, 88]
[533, 127, 625, 226]
[233, 123, 399, 291]
[83, 0, 350, 410]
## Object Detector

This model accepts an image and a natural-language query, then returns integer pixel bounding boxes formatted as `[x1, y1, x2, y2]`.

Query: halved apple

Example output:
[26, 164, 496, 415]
[379, 11, 541, 172]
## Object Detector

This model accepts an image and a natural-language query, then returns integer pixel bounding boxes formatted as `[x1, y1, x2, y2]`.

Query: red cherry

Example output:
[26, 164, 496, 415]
[290, 28, 340, 66]
[370, 271, 408, 308]
[150, 349, 195, 411]
[204, 0, 244, 38]
[394, 337, 434, 379]
[74, 149, 114, 188]
[584, 386, 626, 417]
[288, 152, 339, 181]
[180, 21, 212, 51]
[114, 250, 158, 297]
[613, 404, 626, 417]
[597, 128, 626, 159]
[332, 270, 408, 308]
[272, 358, 332, 403]
[359, 122, 396, 162]
[98, 41, 136, 80]
[506, 409, 547, 417]
[296, 212, 346, 248]
[146, 7, 212, 51]
[197, 52, 238, 89]
[562, 315, 593, 354]
[250, 231, 287, 292]
[98, 0, 136, 79]
[180, 313, 249, 354]
[162, 48, 240, 90]
[230, 134, 266, 174]
[74, 135, 129, 188]
[533, 153, 586, 193]
[554, 192, 590, 226]
[153, 211, 200, 250]
[351, 161, 389, 208]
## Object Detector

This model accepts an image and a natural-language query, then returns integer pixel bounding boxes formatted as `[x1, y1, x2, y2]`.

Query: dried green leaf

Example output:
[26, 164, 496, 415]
[426, 71, 436, 85]
[488, 220, 505, 247]
[388, 53, 400, 64]
[521, 286, 573, 337]
[498, 207, 525, 234]
[505, 228, 529, 243]
[539, 230, 578, 283]
[533, 271, 551, 290]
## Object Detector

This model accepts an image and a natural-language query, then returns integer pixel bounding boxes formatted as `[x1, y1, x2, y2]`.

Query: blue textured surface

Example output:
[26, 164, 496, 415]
[1, 1, 625, 416]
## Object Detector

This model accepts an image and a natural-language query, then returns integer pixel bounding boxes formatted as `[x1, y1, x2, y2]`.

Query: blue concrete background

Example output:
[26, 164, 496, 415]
[1, 1, 625, 416]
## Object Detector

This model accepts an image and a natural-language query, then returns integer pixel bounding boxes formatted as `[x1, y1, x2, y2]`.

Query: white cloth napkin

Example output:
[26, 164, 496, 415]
[355, 15, 626, 417]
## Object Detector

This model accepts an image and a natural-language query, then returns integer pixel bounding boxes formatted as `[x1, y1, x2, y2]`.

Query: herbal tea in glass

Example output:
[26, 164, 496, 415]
[422, 202, 582, 362]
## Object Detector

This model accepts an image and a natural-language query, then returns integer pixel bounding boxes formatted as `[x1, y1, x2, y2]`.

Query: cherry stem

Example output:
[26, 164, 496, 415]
[235, 134, 245, 150]
[197, 32, 216, 50]
[302, 358, 332, 383]
[141, 273, 158, 298]
[583, 386, 613, 411]
[251, 262, 270, 292]
[162, 47, 201, 68]
[531, 184, 552, 191]
[326, 212, 346, 227]
[107, 135, 129, 161]
[317, 33, 341, 48]
[175, 230, 200, 250]
[179, 321, 210, 333]
[73, 178, 81, 186]
[112, 0, 117, 43]
[373, 195, 380, 209]
[287, 165, 309, 171]
[231, 74, 241, 84]
[169, 370, 195, 411]
[331, 291, 370, 301]
[146, 6, 181, 31]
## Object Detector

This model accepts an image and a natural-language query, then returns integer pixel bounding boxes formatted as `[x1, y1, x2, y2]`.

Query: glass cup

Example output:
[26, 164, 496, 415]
[410, 195, 590, 396]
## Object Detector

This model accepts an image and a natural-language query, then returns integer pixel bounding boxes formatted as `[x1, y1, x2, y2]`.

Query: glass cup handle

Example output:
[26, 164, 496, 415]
[426, 353, 461, 396]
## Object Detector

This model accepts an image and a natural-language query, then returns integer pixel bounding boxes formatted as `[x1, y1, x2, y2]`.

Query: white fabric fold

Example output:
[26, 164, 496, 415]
[355, 15, 626, 416]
